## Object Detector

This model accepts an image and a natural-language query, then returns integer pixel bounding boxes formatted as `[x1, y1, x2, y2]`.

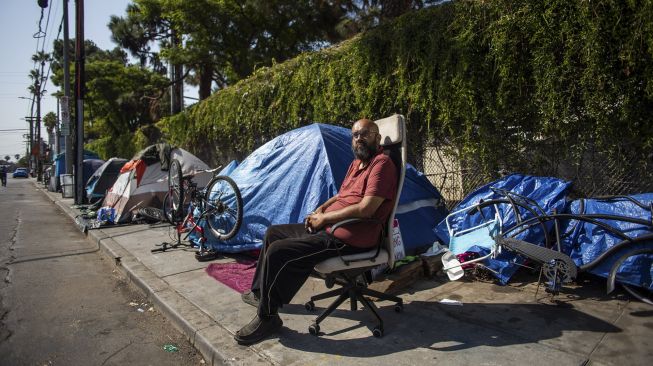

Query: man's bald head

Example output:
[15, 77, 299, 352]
[351, 118, 381, 162]
[352, 119, 379, 134]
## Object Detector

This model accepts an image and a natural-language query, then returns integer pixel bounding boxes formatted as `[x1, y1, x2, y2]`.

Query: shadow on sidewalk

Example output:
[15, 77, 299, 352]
[277, 300, 621, 357]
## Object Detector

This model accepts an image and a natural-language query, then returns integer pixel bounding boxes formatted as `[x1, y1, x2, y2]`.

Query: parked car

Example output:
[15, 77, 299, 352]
[13, 168, 29, 178]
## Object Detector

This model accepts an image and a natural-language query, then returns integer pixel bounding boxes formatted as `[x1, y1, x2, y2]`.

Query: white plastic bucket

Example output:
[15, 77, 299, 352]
[61, 174, 74, 198]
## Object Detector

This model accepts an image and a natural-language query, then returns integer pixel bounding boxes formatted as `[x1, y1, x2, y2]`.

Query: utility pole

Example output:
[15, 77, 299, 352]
[36, 76, 42, 182]
[36, 0, 48, 182]
[62, 0, 73, 179]
[55, 97, 60, 154]
[24, 116, 35, 167]
[23, 134, 30, 162]
[74, 0, 85, 204]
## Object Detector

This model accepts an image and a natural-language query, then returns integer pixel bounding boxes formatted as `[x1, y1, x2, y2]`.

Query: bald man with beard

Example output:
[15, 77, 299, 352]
[235, 119, 398, 345]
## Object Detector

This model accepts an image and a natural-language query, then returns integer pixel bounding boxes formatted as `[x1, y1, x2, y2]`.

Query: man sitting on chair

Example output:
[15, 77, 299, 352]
[235, 118, 398, 345]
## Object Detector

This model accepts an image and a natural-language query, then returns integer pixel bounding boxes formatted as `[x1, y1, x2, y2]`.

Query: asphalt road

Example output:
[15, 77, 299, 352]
[0, 177, 205, 365]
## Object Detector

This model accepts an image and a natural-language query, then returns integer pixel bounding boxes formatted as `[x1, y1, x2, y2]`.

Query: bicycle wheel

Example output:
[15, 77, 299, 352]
[168, 159, 184, 222]
[204, 175, 243, 241]
[136, 206, 165, 223]
[162, 191, 176, 225]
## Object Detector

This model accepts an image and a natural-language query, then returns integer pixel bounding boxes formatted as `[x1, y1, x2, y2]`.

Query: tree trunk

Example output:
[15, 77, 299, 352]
[198, 64, 213, 100]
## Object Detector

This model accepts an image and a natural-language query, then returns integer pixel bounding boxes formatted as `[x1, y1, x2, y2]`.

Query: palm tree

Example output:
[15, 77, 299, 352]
[43, 112, 58, 135]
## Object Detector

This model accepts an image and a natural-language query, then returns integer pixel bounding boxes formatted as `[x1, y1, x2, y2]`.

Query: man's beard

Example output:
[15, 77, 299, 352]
[352, 141, 377, 162]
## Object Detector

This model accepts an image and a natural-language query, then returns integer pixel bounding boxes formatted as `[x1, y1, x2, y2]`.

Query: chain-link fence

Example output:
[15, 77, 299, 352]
[409, 138, 653, 210]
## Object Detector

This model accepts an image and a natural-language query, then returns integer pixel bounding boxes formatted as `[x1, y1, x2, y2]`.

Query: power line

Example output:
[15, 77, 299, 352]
[40, 16, 64, 98]
[44, 0, 61, 53]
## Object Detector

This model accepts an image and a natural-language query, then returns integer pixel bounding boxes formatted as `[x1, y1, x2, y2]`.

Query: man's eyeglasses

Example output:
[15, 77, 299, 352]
[352, 130, 377, 139]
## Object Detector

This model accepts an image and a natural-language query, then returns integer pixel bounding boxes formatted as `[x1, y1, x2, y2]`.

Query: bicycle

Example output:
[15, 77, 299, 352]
[441, 190, 653, 302]
[153, 158, 244, 258]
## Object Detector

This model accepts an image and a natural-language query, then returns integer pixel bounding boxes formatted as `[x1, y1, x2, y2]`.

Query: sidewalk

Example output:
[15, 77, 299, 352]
[38, 183, 651, 366]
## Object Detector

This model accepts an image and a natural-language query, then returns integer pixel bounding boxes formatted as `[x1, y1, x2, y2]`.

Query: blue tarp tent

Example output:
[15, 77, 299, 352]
[197, 123, 448, 254]
[561, 194, 653, 290]
[433, 174, 572, 284]
[50, 150, 100, 192]
[54, 150, 100, 176]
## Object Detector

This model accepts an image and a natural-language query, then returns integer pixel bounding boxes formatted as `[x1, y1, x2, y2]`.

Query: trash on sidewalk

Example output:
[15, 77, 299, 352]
[137, 308, 145, 313]
[163, 344, 179, 352]
[439, 298, 463, 306]
[369, 259, 424, 294]
[421, 242, 446, 277]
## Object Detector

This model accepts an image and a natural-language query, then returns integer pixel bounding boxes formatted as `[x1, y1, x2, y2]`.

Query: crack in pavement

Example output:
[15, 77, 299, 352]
[0, 211, 20, 343]
[100, 340, 134, 366]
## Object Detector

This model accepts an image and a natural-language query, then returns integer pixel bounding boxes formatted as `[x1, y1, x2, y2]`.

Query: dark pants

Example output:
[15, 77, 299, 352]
[251, 223, 368, 317]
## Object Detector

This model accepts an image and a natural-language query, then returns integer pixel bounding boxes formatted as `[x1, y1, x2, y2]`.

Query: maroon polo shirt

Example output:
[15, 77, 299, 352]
[325, 152, 398, 248]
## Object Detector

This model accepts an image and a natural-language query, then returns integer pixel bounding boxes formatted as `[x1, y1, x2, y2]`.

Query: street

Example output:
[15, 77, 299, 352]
[0, 177, 204, 365]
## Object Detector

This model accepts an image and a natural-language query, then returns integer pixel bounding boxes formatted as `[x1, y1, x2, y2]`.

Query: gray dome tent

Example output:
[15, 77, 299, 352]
[85, 158, 128, 203]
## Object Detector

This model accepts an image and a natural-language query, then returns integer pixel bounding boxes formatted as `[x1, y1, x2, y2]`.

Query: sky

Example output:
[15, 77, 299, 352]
[0, 0, 133, 161]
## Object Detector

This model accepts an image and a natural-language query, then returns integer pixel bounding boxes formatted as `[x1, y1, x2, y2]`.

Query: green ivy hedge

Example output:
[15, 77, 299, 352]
[157, 0, 653, 174]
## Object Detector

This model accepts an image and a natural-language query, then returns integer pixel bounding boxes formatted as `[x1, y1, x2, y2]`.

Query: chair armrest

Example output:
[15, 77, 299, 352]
[330, 217, 380, 233]
[329, 217, 384, 265]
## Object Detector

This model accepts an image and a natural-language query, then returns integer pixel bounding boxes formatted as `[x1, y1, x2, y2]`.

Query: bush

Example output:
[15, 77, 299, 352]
[157, 0, 653, 175]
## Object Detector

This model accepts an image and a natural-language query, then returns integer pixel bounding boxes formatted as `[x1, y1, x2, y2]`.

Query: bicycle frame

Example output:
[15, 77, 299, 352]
[153, 177, 208, 253]
[166, 176, 229, 250]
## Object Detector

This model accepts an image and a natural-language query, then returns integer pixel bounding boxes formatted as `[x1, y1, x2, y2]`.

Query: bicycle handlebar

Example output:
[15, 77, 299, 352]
[182, 165, 223, 179]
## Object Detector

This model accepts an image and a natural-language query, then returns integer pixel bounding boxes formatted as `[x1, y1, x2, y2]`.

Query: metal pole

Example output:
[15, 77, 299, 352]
[62, 0, 73, 178]
[74, 0, 85, 204]
[55, 97, 60, 154]
[24, 134, 29, 162]
[27, 117, 33, 167]
[36, 78, 42, 181]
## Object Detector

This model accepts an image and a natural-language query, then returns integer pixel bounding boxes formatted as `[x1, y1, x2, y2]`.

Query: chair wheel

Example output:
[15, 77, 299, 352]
[309, 323, 320, 336]
[305, 301, 315, 311]
[372, 327, 383, 338]
[394, 303, 403, 313]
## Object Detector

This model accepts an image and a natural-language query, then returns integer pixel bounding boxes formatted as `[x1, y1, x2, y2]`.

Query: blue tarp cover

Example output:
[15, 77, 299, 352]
[433, 174, 572, 284]
[197, 123, 448, 254]
[561, 194, 653, 290]
[54, 150, 100, 176]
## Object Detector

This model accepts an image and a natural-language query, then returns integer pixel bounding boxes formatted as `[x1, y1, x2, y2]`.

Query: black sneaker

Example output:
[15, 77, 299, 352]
[234, 314, 283, 345]
[241, 290, 260, 307]
[195, 249, 220, 262]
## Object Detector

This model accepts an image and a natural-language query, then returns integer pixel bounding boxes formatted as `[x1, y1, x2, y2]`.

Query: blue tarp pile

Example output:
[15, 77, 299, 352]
[433, 174, 653, 289]
[433, 174, 572, 284]
[561, 194, 653, 290]
[196, 123, 448, 254]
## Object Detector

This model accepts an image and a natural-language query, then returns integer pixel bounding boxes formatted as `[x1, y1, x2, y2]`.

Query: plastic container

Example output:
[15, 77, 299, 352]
[61, 174, 74, 198]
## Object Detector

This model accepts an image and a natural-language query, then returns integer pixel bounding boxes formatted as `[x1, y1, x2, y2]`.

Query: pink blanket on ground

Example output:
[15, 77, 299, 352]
[205, 259, 257, 294]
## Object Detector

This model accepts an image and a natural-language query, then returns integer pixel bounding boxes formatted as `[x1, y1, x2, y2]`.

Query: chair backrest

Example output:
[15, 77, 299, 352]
[373, 114, 407, 269]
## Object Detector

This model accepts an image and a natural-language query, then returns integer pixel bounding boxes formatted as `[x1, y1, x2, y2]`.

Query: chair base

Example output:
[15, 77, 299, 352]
[306, 271, 403, 337]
